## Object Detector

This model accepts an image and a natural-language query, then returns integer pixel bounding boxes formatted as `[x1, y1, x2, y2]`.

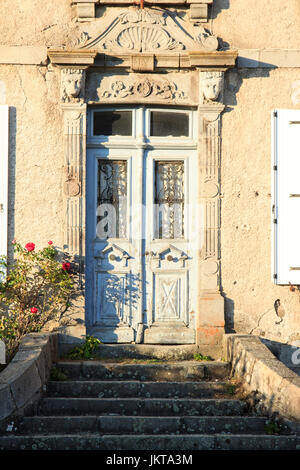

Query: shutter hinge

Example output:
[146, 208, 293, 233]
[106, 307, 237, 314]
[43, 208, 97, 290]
[274, 111, 278, 118]
[273, 274, 277, 280]
[273, 165, 277, 171]
[273, 218, 277, 224]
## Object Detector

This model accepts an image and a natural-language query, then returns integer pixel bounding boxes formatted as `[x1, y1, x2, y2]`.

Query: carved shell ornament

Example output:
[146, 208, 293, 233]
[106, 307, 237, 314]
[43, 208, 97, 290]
[74, 7, 219, 53]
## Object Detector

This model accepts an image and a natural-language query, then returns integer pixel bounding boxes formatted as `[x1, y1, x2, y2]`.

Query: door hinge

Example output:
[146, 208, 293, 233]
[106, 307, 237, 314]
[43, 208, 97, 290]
[273, 218, 277, 224]
[273, 274, 277, 280]
[273, 111, 278, 118]
[273, 165, 277, 171]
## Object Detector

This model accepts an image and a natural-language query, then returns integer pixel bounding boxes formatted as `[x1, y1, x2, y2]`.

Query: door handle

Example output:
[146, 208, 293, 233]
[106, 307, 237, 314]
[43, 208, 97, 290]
[289, 194, 300, 197]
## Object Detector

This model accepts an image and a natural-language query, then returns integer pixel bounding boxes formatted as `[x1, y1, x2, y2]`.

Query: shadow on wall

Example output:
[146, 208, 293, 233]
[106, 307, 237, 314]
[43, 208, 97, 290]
[7, 107, 16, 262]
[261, 338, 300, 377]
[210, 0, 230, 19]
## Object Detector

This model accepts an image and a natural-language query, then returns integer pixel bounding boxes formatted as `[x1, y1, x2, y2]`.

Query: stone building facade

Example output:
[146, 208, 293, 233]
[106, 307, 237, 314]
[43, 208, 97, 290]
[0, 0, 300, 355]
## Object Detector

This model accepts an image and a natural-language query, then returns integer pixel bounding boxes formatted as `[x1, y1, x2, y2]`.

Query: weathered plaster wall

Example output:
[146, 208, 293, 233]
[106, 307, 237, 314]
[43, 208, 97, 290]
[212, 0, 300, 50]
[222, 67, 300, 344]
[0, 65, 63, 251]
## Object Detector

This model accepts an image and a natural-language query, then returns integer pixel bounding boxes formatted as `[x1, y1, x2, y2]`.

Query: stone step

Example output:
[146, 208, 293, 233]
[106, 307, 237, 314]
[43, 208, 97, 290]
[0, 434, 298, 451]
[92, 344, 199, 361]
[38, 397, 246, 416]
[47, 380, 230, 398]
[18, 415, 270, 435]
[55, 361, 230, 382]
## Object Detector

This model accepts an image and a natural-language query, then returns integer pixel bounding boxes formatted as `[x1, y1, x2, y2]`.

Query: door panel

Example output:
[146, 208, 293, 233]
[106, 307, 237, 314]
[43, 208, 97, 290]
[143, 148, 197, 344]
[86, 107, 198, 343]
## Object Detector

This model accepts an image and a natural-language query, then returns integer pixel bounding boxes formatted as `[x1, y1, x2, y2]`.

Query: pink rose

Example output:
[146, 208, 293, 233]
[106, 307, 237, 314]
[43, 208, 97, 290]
[62, 262, 71, 272]
[25, 242, 35, 252]
[11, 239, 16, 245]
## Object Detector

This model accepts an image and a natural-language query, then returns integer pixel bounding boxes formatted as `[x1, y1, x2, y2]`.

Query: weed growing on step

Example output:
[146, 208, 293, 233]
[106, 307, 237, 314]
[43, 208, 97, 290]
[50, 367, 68, 381]
[131, 358, 165, 364]
[66, 336, 101, 360]
[264, 421, 281, 435]
[225, 383, 236, 395]
[193, 353, 214, 361]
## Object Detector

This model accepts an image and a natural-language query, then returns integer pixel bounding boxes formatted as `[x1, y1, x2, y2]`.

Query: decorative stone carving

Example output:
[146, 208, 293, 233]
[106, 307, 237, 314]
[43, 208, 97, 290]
[78, 7, 217, 54]
[100, 78, 186, 100]
[103, 26, 184, 52]
[61, 68, 86, 103]
[64, 177, 81, 197]
[195, 27, 218, 52]
[119, 9, 166, 25]
[200, 71, 224, 103]
[72, 32, 90, 49]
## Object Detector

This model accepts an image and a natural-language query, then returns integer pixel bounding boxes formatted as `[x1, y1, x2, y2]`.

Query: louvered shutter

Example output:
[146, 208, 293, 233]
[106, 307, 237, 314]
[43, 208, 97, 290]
[272, 109, 300, 284]
[0, 105, 8, 274]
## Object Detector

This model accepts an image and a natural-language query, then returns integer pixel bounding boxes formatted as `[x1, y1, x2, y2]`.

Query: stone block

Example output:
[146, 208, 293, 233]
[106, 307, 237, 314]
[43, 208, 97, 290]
[190, 4, 208, 22]
[198, 295, 225, 327]
[9, 361, 42, 409]
[196, 326, 223, 346]
[0, 384, 15, 421]
[77, 3, 95, 20]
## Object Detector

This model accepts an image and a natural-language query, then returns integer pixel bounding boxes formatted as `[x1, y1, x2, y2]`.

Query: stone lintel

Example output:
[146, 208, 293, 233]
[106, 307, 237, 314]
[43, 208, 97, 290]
[58, 51, 236, 71]
[76, 0, 213, 3]
[189, 51, 238, 68]
[48, 49, 97, 66]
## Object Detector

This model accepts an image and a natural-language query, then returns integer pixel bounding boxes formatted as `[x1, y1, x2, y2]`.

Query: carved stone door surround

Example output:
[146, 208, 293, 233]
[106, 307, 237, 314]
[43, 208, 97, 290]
[48, 6, 237, 351]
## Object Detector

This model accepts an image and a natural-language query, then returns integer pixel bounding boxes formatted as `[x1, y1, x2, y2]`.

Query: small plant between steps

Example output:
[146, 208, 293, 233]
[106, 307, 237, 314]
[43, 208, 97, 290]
[264, 421, 281, 435]
[193, 353, 214, 361]
[50, 367, 68, 381]
[65, 336, 101, 360]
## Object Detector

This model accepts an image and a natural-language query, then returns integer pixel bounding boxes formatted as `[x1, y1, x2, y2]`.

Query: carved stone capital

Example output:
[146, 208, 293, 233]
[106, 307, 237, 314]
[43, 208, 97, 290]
[199, 70, 224, 104]
[61, 68, 86, 104]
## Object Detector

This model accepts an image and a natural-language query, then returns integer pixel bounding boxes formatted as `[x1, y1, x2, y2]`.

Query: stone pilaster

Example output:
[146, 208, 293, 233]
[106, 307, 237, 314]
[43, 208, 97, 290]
[60, 68, 87, 344]
[197, 70, 225, 354]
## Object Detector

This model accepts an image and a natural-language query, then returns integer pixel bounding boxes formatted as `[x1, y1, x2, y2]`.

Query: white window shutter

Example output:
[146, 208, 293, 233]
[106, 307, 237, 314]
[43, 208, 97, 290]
[0, 105, 8, 266]
[272, 109, 300, 284]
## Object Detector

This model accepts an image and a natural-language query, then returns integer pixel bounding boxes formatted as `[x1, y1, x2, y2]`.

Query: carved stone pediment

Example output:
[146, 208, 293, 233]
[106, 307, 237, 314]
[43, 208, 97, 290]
[77, 7, 219, 53]
[95, 243, 131, 268]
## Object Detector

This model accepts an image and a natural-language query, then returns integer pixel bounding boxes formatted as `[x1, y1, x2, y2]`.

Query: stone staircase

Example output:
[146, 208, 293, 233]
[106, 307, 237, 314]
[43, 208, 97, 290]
[0, 358, 299, 450]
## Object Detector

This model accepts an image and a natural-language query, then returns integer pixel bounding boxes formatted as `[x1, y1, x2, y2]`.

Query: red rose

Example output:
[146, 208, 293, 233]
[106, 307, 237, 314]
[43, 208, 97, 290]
[25, 242, 35, 252]
[30, 307, 38, 314]
[48, 241, 53, 245]
[62, 262, 71, 271]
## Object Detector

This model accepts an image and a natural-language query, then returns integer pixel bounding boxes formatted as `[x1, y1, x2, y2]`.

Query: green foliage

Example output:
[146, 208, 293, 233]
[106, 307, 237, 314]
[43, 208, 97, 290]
[264, 421, 281, 435]
[50, 367, 68, 381]
[0, 241, 75, 361]
[225, 384, 236, 396]
[66, 336, 101, 360]
[193, 353, 214, 361]
[131, 358, 164, 364]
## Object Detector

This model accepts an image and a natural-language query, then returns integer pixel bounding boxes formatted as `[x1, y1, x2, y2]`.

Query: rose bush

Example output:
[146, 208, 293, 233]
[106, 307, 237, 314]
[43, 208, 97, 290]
[0, 241, 75, 361]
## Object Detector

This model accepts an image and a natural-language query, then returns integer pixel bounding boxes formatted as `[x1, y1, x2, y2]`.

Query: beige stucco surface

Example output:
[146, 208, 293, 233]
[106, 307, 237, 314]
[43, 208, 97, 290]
[0, 1, 299, 346]
[222, 67, 300, 343]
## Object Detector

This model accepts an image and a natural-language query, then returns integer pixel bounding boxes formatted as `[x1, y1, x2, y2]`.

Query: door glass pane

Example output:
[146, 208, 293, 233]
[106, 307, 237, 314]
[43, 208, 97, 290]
[97, 160, 127, 238]
[150, 111, 189, 137]
[93, 111, 132, 136]
[154, 161, 184, 239]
